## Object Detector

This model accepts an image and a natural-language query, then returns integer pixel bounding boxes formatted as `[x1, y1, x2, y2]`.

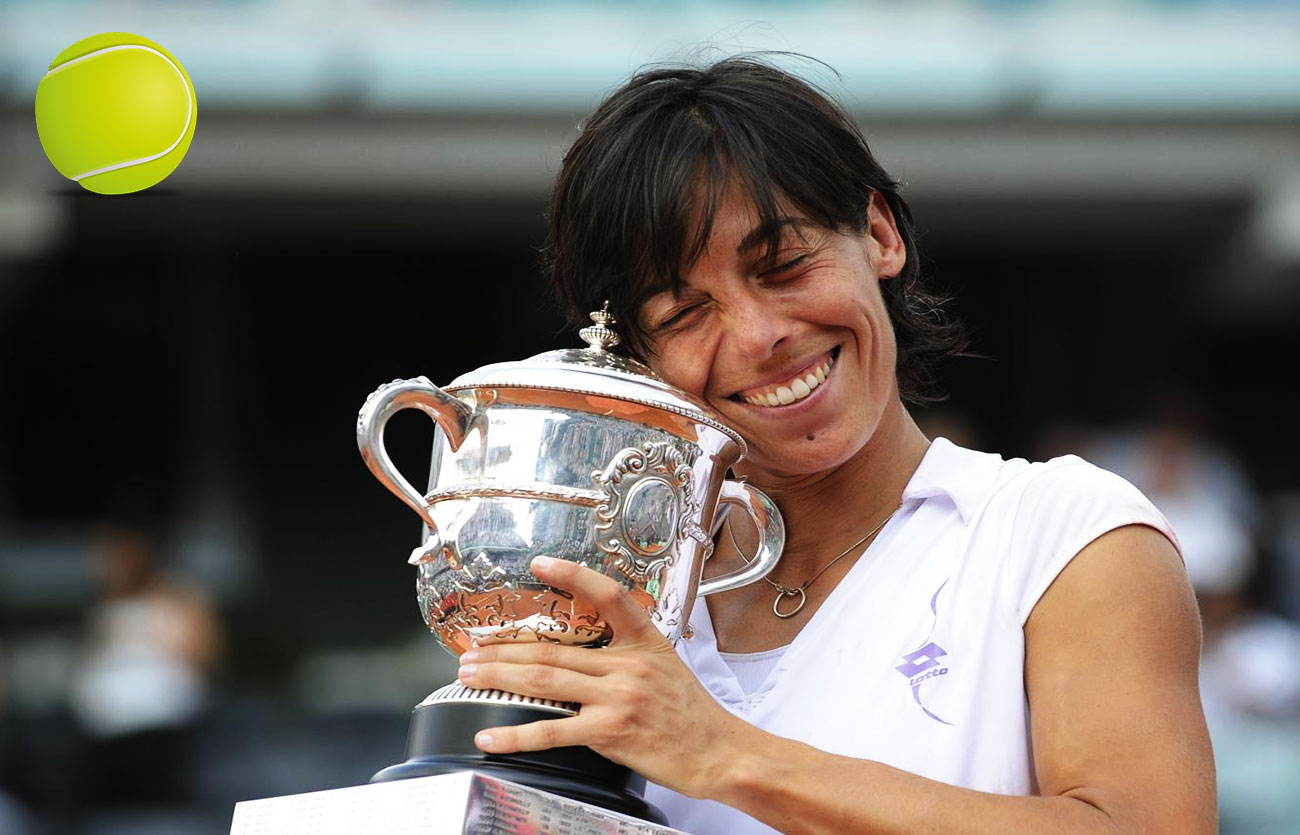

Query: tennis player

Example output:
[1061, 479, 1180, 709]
[454, 57, 1216, 834]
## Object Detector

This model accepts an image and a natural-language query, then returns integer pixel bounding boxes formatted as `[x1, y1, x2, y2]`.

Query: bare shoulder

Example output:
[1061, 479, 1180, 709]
[1024, 524, 1216, 832]
[1026, 524, 1202, 675]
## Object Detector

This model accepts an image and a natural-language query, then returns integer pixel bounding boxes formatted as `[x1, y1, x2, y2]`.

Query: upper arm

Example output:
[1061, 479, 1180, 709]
[1024, 524, 1216, 833]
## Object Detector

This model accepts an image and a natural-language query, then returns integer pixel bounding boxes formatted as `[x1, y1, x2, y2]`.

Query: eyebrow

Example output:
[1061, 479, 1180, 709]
[736, 216, 813, 256]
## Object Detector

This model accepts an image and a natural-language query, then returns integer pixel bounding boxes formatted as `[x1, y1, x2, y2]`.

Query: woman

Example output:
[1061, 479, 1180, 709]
[454, 57, 1216, 833]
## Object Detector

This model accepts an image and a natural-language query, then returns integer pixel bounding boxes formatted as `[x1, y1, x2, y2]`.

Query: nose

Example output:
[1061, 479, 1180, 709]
[722, 286, 791, 360]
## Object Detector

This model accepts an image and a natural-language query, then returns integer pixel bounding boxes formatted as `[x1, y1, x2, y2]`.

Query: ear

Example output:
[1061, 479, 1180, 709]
[865, 191, 906, 280]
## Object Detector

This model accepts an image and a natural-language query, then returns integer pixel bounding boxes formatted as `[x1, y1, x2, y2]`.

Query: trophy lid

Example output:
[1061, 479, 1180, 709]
[445, 303, 747, 455]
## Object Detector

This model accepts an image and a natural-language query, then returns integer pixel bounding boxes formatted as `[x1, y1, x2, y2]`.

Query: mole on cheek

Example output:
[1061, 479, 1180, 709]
[806, 433, 815, 441]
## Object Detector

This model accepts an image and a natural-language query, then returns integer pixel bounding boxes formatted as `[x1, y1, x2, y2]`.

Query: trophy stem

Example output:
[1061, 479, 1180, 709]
[371, 684, 667, 825]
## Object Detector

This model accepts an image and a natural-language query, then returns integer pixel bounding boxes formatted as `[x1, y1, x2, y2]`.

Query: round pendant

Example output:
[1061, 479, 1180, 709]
[772, 587, 807, 619]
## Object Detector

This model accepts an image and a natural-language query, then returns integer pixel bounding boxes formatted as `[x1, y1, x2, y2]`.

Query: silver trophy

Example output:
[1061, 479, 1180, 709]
[356, 304, 784, 823]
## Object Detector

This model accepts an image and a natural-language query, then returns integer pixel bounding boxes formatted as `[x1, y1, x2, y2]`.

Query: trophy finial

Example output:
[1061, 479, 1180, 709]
[579, 300, 621, 352]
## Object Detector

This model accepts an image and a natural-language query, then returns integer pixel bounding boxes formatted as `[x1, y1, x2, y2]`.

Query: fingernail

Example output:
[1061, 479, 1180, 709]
[532, 556, 556, 570]
[475, 732, 494, 749]
[459, 664, 477, 679]
[460, 650, 479, 664]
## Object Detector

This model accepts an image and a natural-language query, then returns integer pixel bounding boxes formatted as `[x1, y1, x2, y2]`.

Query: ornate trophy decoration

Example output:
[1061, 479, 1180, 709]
[593, 441, 708, 602]
[356, 303, 785, 823]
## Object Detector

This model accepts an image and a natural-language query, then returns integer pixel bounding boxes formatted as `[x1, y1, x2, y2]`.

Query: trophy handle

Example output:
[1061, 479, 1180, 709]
[357, 377, 474, 532]
[697, 480, 785, 597]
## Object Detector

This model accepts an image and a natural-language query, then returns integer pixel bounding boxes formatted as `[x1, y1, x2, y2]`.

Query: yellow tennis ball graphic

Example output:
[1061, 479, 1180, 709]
[35, 33, 196, 195]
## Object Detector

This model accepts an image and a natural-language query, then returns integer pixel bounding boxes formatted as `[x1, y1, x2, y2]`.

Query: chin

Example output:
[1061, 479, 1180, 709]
[743, 426, 866, 479]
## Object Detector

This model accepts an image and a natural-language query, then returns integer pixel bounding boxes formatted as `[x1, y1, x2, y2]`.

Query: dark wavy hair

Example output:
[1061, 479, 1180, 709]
[543, 55, 967, 406]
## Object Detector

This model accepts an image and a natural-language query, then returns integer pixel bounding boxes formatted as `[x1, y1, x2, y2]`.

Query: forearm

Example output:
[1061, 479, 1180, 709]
[709, 727, 1180, 835]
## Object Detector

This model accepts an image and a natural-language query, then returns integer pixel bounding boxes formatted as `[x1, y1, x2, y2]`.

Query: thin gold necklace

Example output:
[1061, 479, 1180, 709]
[728, 503, 902, 619]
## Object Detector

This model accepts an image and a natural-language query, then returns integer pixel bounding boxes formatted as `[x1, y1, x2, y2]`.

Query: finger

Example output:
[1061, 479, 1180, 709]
[474, 716, 590, 755]
[460, 640, 616, 677]
[458, 659, 604, 704]
[530, 556, 662, 645]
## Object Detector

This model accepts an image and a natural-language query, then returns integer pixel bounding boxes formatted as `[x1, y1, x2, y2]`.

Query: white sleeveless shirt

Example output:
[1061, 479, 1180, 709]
[645, 438, 1181, 834]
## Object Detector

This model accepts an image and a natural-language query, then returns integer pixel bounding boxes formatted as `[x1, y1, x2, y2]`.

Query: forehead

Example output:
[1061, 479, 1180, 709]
[700, 178, 764, 237]
[680, 180, 814, 272]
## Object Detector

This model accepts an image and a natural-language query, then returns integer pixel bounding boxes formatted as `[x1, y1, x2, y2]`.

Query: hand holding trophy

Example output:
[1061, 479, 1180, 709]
[355, 305, 785, 823]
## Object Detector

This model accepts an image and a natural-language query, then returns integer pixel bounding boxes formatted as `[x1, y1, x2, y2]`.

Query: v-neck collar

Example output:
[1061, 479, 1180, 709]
[679, 437, 1003, 711]
[684, 493, 915, 711]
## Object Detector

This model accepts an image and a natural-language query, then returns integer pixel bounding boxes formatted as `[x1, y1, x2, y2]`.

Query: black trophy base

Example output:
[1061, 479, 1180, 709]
[371, 697, 667, 825]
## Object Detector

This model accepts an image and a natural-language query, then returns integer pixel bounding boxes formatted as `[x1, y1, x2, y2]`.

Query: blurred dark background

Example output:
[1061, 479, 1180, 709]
[3, 2, 1300, 833]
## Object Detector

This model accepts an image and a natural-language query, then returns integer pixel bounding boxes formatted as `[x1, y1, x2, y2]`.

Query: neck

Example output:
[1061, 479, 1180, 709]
[735, 396, 931, 580]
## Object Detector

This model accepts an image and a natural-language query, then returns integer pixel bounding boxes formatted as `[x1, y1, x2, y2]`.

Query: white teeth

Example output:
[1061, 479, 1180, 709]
[742, 354, 836, 408]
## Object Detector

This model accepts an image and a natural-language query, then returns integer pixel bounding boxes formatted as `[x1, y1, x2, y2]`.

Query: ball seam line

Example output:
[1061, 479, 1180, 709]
[42, 44, 193, 182]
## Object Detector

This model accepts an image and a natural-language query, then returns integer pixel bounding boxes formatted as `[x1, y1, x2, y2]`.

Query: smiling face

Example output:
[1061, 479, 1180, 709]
[638, 182, 909, 479]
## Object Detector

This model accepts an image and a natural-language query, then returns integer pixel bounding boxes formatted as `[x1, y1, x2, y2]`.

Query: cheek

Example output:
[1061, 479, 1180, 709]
[647, 344, 709, 398]
[863, 318, 902, 406]
[854, 283, 896, 356]
[872, 297, 899, 363]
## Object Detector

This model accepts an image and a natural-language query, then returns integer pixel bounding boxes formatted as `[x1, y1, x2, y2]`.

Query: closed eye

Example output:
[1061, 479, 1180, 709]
[658, 302, 706, 330]
[759, 254, 810, 278]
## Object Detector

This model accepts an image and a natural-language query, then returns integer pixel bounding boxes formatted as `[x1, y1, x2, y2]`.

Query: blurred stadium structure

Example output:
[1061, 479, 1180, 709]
[1, 1, 1299, 833]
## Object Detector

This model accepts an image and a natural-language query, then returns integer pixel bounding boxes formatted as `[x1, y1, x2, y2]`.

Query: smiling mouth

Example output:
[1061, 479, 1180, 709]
[734, 348, 838, 408]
